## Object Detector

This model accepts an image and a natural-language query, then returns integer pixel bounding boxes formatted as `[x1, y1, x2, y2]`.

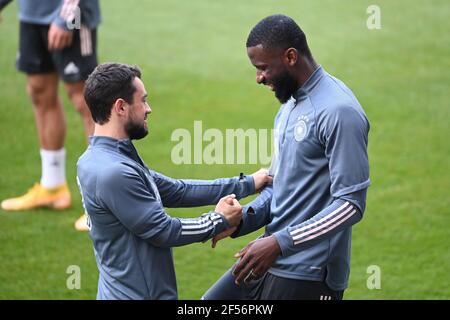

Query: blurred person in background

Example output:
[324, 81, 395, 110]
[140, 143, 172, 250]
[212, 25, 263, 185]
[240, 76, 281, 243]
[0, 0, 100, 231]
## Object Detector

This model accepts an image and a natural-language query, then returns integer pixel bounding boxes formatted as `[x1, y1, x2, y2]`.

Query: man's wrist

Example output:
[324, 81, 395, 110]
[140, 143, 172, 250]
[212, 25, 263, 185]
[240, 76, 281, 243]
[53, 18, 71, 31]
[213, 211, 230, 229]
[268, 234, 282, 256]
[238, 172, 256, 196]
[273, 229, 292, 257]
[230, 219, 243, 238]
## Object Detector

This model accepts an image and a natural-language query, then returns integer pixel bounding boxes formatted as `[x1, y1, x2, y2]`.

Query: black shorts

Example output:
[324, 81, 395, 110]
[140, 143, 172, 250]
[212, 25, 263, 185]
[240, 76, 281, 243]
[17, 22, 98, 82]
[202, 268, 344, 300]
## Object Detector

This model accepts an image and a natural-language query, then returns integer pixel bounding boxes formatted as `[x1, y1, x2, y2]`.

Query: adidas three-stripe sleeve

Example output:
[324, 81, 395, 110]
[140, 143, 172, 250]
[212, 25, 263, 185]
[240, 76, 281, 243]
[274, 199, 362, 257]
[96, 165, 230, 248]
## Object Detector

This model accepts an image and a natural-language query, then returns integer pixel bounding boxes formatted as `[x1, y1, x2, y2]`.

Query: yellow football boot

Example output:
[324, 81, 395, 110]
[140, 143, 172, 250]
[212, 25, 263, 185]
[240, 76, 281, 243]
[1, 183, 71, 211]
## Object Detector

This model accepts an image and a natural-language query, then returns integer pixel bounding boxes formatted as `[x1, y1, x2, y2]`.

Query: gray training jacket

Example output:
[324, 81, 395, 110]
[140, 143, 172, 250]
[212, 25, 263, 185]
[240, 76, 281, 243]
[77, 136, 255, 299]
[232, 66, 370, 291]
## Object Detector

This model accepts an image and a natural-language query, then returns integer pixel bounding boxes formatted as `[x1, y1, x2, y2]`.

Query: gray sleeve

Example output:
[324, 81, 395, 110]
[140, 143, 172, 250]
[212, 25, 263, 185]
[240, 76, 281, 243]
[53, 0, 101, 30]
[96, 167, 230, 248]
[318, 105, 370, 212]
[151, 171, 255, 208]
[274, 198, 363, 257]
[52, 0, 74, 30]
[231, 185, 273, 238]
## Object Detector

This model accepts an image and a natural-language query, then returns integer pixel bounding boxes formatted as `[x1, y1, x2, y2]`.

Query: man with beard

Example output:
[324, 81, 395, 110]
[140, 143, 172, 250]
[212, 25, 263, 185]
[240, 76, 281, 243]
[76, 63, 272, 299]
[203, 14, 370, 300]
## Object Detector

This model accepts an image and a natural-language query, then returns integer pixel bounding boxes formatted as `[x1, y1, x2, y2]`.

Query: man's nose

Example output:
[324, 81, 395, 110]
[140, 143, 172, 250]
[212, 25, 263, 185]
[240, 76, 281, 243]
[256, 73, 265, 84]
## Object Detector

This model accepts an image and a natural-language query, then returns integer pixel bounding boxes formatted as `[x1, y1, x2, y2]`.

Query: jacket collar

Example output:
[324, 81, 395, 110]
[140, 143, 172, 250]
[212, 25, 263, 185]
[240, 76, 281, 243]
[89, 135, 144, 165]
[293, 65, 324, 102]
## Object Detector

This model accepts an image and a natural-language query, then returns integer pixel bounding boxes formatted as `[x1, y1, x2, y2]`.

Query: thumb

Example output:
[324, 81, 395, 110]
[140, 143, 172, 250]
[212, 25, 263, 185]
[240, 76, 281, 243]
[225, 194, 236, 204]
[225, 197, 234, 205]
[220, 193, 236, 202]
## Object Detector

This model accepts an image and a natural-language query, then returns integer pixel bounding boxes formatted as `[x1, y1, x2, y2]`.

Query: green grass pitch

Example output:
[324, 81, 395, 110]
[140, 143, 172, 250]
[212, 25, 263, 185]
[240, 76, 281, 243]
[0, 0, 448, 299]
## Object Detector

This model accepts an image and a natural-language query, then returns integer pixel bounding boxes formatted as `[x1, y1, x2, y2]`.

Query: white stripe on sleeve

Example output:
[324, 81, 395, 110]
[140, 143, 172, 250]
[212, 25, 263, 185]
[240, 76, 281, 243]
[289, 202, 357, 245]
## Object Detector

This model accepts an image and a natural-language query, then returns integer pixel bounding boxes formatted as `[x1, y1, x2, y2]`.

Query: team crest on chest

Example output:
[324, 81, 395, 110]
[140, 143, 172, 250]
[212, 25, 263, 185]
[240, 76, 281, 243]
[294, 115, 309, 142]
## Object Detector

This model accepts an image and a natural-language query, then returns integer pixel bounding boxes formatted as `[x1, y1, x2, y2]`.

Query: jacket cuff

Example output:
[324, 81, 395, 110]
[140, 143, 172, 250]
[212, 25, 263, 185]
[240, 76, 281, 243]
[273, 229, 294, 257]
[53, 15, 72, 31]
[230, 206, 254, 238]
[213, 211, 231, 231]
[240, 174, 255, 197]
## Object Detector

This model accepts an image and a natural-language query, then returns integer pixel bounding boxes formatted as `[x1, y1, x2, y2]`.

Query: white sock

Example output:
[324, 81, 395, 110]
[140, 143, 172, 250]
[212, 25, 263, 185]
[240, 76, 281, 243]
[40, 148, 66, 189]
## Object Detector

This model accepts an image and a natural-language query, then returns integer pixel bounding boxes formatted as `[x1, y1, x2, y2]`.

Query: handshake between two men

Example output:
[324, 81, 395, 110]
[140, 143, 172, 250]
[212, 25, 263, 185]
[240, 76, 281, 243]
[213, 168, 272, 242]
[209, 169, 280, 286]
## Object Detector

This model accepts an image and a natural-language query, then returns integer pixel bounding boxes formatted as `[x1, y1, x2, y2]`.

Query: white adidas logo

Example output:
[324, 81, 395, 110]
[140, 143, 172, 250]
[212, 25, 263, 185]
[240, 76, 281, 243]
[64, 62, 79, 75]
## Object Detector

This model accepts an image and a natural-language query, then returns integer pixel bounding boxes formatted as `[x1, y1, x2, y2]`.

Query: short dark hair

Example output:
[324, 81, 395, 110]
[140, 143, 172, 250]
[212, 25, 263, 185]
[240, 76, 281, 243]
[246, 14, 312, 59]
[84, 63, 142, 124]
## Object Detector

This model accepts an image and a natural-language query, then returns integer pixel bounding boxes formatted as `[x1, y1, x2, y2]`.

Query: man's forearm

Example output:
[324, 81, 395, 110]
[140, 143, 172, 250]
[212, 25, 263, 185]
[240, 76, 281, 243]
[274, 198, 363, 257]
[231, 185, 273, 238]
[178, 175, 255, 206]
[153, 171, 255, 208]
[148, 211, 231, 248]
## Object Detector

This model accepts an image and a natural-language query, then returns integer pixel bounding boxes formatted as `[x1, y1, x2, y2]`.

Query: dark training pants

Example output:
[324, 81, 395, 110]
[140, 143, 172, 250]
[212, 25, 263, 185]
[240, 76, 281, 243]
[202, 268, 344, 300]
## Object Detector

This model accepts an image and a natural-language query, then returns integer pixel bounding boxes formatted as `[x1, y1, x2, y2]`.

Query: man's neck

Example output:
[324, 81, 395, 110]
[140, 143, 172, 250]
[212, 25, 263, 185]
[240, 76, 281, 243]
[296, 57, 319, 88]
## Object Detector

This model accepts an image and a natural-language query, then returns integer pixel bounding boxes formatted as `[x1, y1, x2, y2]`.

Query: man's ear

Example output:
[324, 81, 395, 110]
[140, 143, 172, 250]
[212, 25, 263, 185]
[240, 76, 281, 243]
[284, 48, 298, 66]
[112, 98, 127, 117]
